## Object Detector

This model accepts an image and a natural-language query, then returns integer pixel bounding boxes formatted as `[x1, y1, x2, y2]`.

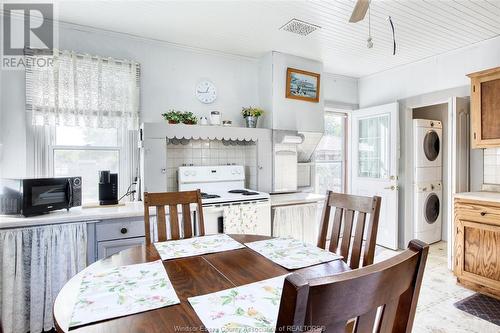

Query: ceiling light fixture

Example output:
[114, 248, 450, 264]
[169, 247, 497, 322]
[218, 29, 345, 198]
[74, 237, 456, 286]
[367, 6, 373, 48]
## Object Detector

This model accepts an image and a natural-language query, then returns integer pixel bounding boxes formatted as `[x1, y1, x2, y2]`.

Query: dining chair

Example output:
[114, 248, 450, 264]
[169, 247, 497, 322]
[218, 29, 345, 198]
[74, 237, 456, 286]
[317, 191, 382, 269]
[143, 190, 204, 244]
[276, 239, 429, 333]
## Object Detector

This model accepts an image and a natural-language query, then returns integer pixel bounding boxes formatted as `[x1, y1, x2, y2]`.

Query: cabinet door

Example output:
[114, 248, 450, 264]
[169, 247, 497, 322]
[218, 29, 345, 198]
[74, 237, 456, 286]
[455, 216, 500, 291]
[97, 237, 145, 260]
[469, 68, 500, 148]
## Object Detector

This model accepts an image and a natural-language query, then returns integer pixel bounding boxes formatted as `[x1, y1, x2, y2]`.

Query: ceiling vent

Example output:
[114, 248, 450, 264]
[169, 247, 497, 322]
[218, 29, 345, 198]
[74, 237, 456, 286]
[280, 19, 320, 36]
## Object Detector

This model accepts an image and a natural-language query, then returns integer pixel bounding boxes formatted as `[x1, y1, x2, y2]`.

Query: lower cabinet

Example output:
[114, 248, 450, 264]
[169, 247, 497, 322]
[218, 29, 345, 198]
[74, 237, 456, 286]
[454, 198, 500, 299]
[88, 217, 146, 263]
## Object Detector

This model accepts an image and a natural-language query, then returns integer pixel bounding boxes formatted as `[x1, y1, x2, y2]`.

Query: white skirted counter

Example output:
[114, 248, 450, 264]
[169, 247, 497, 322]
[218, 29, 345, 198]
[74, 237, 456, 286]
[0, 202, 151, 333]
[270, 192, 325, 245]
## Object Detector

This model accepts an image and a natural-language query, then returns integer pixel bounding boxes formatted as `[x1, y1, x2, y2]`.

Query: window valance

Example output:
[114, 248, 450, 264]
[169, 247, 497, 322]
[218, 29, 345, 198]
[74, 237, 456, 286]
[25, 49, 140, 129]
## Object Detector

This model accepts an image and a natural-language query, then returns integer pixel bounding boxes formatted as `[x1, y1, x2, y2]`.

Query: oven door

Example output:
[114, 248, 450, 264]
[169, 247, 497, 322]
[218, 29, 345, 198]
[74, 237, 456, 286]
[202, 200, 271, 236]
[22, 178, 72, 216]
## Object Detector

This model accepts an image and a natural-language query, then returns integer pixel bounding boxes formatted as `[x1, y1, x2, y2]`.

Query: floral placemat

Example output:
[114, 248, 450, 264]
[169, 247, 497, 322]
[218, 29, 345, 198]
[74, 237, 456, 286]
[245, 237, 342, 269]
[154, 234, 245, 261]
[69, 260, 180, 328]
[188, 274, 289, 333]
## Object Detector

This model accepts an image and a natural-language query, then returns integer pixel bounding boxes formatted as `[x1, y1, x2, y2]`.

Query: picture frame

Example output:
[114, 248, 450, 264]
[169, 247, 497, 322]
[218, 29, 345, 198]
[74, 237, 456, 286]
[285, 67, 321, 103]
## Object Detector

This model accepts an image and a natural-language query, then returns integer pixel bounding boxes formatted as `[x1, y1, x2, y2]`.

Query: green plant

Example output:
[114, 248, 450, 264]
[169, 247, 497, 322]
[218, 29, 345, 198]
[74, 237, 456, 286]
[181, 111, 198, 125]
[241, 106, 265, 118]
[162, 110, 183, 124]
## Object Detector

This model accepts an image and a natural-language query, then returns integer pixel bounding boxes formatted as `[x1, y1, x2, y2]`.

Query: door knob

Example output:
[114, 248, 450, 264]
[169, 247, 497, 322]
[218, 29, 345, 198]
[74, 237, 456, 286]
[384, 185, 399, 190]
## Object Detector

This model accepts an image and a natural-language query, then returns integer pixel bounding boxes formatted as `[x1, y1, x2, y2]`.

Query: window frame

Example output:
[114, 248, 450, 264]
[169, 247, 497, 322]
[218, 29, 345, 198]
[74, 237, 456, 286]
[315, 110, 348, 194]
[47, 126, 126, 203]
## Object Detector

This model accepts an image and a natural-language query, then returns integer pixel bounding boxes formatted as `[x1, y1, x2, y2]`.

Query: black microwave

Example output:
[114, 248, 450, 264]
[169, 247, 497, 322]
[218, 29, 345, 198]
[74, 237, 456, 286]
[0, 177, 82, 217]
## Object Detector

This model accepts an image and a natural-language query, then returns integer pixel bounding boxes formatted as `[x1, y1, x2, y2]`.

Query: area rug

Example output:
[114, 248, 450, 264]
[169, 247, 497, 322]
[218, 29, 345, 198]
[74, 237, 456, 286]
[454, 293, 500, 326]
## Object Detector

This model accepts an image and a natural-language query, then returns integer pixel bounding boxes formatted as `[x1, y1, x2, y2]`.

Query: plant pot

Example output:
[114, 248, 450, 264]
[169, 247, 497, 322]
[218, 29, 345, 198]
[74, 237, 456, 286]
[182, 121, 196, 125]
[245, 116, 258, 128]
[168, 120, 179, 124]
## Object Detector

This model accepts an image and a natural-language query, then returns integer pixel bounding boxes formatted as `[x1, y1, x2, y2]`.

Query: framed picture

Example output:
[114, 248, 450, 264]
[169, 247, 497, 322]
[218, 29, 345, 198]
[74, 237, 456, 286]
[285, 67, 321, 103]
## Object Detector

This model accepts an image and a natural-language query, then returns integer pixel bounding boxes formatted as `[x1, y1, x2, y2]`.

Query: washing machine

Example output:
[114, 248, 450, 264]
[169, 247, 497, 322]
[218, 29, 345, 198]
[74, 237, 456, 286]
[414, 181, 442, 244]
[414, 119, 442, 182]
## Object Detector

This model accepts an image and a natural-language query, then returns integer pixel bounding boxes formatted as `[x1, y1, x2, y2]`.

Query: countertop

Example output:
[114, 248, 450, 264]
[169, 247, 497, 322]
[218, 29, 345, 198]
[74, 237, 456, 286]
[0, 202, 148, 229]
[270, 192, 325, 207]
[454, 191, 500, 204]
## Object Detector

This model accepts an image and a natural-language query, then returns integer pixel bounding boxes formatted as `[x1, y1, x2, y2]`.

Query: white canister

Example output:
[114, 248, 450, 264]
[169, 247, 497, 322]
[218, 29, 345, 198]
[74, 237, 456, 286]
[210, 111, 221, 125]
[199, 116, 208, 125]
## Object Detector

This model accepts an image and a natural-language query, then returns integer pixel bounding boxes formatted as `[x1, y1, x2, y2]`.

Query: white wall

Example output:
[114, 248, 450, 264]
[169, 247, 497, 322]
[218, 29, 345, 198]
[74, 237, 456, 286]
[359, 36, 500, 108]
[271, 52, 325, 132]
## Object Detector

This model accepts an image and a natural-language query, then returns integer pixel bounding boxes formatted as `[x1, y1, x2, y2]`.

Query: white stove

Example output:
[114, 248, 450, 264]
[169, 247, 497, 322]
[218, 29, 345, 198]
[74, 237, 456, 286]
[178, 165, 271, 236]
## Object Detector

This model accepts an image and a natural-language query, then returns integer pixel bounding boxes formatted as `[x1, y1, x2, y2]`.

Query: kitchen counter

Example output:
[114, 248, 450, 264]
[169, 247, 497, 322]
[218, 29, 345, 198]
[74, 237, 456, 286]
[454, 191, 500, 204]
[0, 202, 148, 229]
[270, 192, 325, 207]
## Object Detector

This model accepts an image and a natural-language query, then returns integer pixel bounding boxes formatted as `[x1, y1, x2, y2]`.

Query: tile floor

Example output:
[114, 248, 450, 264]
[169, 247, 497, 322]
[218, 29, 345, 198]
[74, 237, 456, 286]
[376, 242, 499, 333]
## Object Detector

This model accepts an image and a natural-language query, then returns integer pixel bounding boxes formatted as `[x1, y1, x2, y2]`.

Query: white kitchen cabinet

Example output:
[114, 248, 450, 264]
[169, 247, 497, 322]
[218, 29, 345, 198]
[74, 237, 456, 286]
[97, 237, 145, 260]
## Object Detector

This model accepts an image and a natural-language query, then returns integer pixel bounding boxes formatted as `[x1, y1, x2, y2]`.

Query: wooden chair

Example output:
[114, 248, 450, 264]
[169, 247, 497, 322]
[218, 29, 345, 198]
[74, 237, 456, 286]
[143, 190, 204, 244]
[276, 239, 429, 333]
[317, 191, 382, 269]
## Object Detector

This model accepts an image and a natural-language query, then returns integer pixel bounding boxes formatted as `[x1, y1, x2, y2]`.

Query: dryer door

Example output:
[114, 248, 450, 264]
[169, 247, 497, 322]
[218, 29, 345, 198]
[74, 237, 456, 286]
[424, 193, 440, 224]
[423, 130, 440, 161]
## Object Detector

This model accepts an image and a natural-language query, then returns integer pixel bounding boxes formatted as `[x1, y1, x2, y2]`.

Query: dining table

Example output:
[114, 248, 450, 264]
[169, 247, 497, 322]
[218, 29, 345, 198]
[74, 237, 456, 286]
[53, 234, 350, 333]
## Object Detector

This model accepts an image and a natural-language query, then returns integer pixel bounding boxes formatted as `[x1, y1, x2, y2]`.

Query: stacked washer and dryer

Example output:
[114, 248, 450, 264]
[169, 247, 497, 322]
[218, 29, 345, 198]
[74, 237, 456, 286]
[413, 119, 443, 244]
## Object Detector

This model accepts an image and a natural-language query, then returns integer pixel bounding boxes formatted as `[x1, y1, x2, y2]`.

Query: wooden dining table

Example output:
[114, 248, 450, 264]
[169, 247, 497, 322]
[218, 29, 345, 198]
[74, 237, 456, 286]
[53, 234, 350, 332]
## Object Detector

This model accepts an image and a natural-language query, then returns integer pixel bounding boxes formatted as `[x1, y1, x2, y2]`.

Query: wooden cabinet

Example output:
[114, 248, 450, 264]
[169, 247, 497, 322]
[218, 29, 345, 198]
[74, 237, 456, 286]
[468, 67, 500, 148]
[454, 198, 500, 299]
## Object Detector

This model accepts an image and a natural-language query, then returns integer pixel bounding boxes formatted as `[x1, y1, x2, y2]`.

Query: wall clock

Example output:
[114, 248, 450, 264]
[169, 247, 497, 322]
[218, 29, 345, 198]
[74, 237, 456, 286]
[195, 80, 217, 104]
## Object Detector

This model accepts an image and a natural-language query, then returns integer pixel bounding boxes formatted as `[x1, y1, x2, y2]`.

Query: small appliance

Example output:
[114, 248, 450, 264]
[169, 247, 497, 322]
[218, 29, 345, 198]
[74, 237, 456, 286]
[0, 177, 82, 216]
[414, 181, 442, 244]
[98, 171, 118, 205]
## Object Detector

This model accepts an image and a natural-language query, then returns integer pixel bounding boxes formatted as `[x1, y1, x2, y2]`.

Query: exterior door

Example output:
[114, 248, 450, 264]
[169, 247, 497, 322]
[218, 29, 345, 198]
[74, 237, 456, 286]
[351, 102, 399, 250]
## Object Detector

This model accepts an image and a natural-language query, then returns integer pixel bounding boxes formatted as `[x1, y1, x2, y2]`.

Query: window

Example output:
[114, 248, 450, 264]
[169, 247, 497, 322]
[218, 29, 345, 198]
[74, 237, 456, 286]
[50, 126, 122, 203]
[357, 115, 389, 179]
[315, 112, 346, 194]
[25, 49, 140, 204]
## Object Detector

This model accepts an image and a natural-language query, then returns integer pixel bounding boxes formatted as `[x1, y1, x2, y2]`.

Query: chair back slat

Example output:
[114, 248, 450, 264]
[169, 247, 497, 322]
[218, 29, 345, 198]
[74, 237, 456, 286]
[169, 204, 180, 240]
[318, 191, 381, 269]
[143, 190, 204, 244]
[327, 207, 343, 253]
[156, 205, 167, 241]
[354, 308, 378, 333]
[182, 204, 193, 238]
[276, 240, 429, 333]
[350, 212, 367, 269]
[377, 299, 399, 332]
[339, 209, 355, 259]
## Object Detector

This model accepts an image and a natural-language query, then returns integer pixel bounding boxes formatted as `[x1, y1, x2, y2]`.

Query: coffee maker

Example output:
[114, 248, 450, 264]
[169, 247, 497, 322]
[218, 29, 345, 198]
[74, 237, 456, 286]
[99, 170, 118, 205]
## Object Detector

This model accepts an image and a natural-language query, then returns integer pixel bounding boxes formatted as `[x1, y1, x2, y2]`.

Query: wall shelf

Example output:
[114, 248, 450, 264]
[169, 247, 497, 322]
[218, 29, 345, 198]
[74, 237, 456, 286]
[141, 122, 271, 142]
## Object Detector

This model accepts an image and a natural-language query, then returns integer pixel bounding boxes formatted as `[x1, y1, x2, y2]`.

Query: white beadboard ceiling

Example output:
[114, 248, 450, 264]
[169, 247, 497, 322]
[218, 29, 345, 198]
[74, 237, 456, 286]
[54, 0, 500, 77]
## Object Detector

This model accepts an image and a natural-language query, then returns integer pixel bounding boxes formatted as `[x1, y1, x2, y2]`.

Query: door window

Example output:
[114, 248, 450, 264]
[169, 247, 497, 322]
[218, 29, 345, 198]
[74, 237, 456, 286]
[357, 115, 390, 179]
[423, 130, 440, 161]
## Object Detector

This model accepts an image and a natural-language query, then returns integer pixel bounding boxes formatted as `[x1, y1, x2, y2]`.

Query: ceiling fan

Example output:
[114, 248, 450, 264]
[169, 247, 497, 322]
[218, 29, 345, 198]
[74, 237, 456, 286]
[349, 0, 370, 23]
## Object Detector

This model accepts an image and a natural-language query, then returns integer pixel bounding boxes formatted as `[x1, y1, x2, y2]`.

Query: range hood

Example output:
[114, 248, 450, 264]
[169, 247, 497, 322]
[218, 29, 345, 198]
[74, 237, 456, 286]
[273, 130, 323, 163]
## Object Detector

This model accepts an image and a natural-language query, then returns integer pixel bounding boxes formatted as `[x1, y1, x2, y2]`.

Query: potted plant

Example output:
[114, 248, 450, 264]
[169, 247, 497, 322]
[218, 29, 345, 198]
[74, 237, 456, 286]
[241, 107, 265, 128]
[181, 111, 198, 125]
[162, 110, 183, 124]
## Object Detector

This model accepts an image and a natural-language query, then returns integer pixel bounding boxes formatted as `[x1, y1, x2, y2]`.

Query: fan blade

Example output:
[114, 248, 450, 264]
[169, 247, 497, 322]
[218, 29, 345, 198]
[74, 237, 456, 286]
[349, 0, 370, 23]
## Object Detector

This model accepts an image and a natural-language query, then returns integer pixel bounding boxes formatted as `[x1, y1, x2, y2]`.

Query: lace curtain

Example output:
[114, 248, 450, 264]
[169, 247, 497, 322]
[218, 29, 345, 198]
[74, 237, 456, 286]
[25, 49, 140, 129]
[272, 203, 318, 244]
[0, 223, 87, 333]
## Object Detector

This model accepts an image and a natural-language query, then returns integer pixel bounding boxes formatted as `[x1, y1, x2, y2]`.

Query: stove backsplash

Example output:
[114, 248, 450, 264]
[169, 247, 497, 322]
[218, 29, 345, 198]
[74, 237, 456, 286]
[166, 139, 257, 191]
